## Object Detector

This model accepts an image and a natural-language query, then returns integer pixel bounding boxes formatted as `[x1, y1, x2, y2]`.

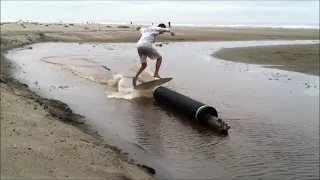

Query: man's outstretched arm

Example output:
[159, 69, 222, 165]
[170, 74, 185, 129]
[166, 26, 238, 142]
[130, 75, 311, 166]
[151, 27, 175, 36]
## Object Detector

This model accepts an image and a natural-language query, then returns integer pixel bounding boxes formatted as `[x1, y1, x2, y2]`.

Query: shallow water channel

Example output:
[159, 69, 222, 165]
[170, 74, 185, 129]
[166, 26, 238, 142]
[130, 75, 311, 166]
[5, 40, 319, 179]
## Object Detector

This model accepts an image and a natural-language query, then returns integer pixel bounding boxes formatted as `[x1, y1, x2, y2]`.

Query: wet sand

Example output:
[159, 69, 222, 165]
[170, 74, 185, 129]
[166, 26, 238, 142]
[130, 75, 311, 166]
[213, 43, 320, 76]
[1, 21, 319, 179]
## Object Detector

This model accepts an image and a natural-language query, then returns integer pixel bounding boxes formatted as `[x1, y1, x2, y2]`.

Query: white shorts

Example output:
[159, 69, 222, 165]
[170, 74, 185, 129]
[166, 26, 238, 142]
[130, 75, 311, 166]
[137, 45, 161, 64]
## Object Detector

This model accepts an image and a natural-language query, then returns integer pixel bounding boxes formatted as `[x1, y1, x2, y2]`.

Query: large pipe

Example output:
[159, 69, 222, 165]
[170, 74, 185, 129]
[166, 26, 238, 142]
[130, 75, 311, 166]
[153, 86, 230, 135]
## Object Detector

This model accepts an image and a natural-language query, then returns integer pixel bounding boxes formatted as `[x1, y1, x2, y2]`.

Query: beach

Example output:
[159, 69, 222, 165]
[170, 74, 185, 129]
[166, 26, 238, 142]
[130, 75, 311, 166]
[1, 22, 319, 179]
[1, 22, 319, 45]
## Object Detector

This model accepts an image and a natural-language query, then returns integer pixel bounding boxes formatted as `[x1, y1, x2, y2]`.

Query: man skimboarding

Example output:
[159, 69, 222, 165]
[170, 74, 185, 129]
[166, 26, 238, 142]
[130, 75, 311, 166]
[133, 23, 175, 87]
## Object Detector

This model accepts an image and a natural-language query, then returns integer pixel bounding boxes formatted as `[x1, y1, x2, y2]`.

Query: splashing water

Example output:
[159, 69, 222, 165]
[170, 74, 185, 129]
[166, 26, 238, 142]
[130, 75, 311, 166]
[68, 67, 154, 100]
[106, 74, 154, 100]
[143, 68, 155, 77]
[67, 66, 154, 100]
[41, 55, 157, 100]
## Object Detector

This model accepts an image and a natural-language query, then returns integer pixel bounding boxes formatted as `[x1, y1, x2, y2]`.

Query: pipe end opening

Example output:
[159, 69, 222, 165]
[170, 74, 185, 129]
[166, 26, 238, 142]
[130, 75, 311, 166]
[221, 129, 229, 136]
[196, 106, 218, 123]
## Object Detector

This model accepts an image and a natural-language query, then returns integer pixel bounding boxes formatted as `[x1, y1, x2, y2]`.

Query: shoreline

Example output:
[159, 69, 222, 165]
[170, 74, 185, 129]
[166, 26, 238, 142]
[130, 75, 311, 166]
[212, 43, 320, 76]
[1, 22, 319, 179]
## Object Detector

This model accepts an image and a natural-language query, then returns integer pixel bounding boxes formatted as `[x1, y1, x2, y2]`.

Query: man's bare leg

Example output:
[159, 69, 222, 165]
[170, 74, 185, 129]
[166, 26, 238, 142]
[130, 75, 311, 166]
[133, 63, 147, 87]
[154, 56, 162, 78]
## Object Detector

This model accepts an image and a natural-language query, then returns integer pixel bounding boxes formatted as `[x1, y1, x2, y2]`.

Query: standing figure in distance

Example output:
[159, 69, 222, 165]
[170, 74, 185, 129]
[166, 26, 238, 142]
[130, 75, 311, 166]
[133, 23, 175, 87]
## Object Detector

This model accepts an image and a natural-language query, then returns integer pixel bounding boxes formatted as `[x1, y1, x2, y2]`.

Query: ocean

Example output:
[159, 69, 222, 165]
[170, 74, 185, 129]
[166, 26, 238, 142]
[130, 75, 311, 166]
[1, 0, 319, 29]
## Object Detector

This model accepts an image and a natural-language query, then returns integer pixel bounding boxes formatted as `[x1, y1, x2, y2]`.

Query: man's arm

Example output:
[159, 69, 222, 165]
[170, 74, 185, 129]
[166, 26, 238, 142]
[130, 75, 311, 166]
[150, 26, 175, 36]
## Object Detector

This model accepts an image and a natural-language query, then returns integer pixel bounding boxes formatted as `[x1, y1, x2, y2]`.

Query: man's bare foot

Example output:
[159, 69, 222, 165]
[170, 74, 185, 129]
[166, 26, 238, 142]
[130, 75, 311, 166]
[153, 74, 161, 79]
[132, 77, 138, 87]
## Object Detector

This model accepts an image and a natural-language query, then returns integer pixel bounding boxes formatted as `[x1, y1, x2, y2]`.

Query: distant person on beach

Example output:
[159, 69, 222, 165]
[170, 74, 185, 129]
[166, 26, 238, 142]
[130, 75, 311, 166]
[168, 22, 171, 28]
[133, 23, 175, 87]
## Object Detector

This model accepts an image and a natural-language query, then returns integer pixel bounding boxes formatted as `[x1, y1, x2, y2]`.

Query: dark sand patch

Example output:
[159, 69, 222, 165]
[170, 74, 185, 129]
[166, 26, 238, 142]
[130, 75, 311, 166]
[213, 43, 320, 76]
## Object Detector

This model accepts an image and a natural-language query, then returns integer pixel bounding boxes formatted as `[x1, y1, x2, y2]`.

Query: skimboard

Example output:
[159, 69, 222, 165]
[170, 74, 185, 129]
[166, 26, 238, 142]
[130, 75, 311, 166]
[134, 78, 172, 90]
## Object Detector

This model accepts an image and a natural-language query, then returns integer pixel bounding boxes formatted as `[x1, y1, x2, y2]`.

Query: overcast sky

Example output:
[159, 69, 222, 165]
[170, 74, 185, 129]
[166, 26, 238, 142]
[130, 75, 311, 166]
[1, 1, 319, 26]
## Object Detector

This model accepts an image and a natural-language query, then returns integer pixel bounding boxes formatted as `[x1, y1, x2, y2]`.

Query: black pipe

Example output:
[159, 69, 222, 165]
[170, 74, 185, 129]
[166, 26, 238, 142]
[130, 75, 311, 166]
[154, 86, 230, 135]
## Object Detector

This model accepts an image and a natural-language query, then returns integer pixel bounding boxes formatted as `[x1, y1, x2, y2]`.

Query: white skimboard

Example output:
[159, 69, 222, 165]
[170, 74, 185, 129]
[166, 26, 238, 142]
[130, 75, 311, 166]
[134, 78, 173, 90]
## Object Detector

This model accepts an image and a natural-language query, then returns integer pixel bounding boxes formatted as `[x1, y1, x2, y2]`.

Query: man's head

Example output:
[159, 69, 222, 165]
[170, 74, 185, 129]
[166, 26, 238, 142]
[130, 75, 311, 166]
[158, 23, 166, 28]
[157, 23, 167, 34]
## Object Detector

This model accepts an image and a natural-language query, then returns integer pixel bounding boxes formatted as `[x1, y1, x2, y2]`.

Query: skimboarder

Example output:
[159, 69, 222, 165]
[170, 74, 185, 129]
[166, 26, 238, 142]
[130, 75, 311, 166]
[133, 23, 175, 87]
